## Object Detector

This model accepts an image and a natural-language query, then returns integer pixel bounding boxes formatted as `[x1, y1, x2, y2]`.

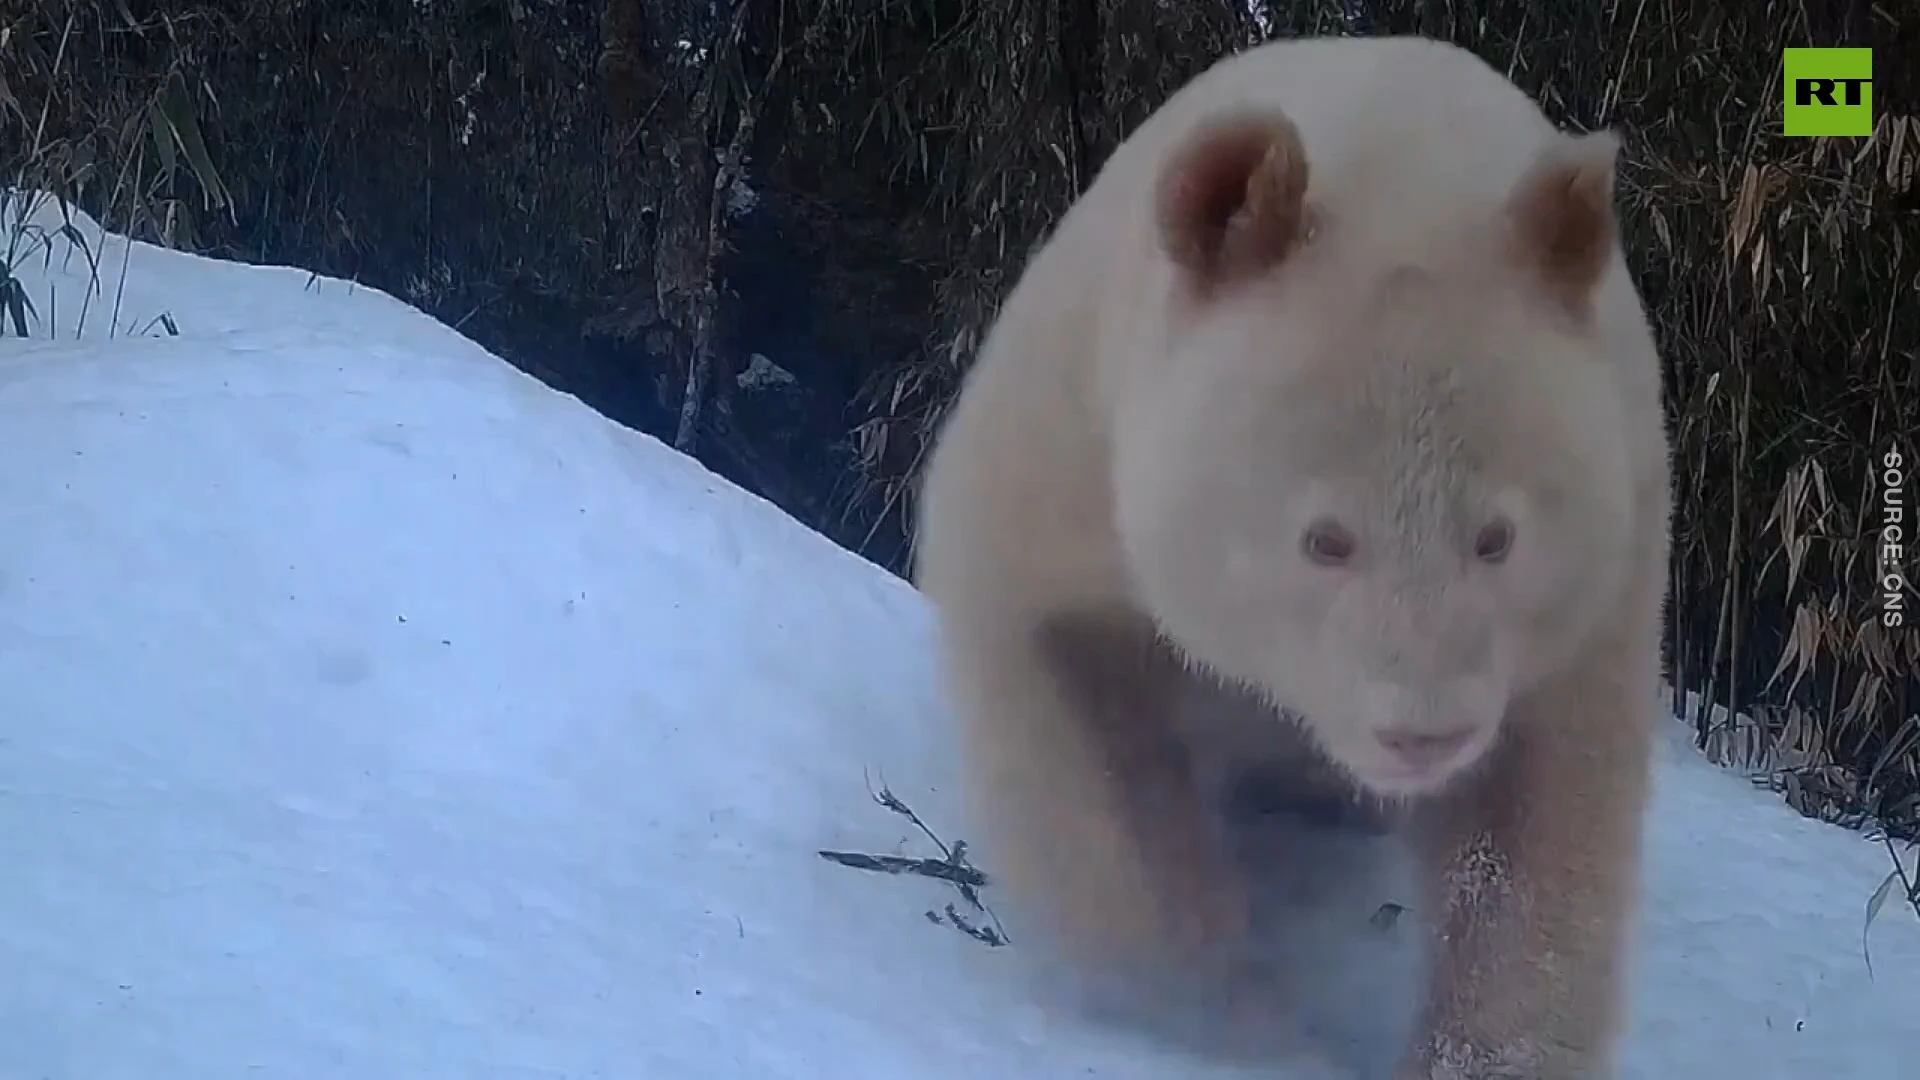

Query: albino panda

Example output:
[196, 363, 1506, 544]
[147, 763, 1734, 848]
[913, 33, 1672, 1080]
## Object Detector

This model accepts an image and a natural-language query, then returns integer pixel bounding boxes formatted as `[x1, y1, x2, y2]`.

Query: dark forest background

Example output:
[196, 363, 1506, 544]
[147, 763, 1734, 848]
[4, 1, 1918, 870]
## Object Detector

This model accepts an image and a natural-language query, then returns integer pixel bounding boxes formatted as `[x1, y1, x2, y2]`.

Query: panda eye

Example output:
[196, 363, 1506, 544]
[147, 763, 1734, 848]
[1474, 518, 1515, 563]
[1301, 519, 1356, 567]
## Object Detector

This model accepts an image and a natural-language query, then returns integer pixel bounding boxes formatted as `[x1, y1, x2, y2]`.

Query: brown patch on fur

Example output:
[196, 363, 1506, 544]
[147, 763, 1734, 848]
[1033, 610, 1251, 952]
[915, 33, 1670, 1080]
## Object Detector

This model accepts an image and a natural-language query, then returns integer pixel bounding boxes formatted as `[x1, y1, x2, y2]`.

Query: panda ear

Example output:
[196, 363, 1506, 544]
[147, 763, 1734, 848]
[1155, 110, 1311, 294]
[1503, 128, 1622, 319]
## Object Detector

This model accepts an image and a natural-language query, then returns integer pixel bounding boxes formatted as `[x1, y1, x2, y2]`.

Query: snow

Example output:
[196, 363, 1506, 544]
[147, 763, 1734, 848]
[1, 194, 1915, 1079]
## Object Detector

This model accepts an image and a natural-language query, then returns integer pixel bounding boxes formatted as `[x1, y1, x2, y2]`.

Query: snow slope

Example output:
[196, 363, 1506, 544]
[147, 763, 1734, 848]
[0, 195, 1915, 1079]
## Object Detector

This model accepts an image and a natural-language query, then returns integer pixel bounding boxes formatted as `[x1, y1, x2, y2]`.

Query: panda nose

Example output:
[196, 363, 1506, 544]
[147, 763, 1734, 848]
[1374, 726, 1477, 771]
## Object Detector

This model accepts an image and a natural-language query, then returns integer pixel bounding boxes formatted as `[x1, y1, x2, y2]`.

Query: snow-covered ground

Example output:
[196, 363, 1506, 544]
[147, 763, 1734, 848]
[1, 194, 1915, 1079]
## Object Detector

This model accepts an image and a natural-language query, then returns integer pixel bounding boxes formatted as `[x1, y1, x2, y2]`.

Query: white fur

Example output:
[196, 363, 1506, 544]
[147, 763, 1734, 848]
[916, 34, 1671, 1080]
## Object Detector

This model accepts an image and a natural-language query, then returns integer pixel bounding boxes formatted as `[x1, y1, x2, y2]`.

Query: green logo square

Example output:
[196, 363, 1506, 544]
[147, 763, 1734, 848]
[1784, 48, 1873, 136]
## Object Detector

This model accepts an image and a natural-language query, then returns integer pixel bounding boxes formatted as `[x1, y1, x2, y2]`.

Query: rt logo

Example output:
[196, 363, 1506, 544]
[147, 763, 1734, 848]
[1783, 48, 1873, 136]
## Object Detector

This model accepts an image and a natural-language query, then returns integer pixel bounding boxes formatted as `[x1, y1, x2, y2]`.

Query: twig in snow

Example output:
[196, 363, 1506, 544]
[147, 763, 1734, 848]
[816, 849, 987, 888]
[816, 769, 1011, 947]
